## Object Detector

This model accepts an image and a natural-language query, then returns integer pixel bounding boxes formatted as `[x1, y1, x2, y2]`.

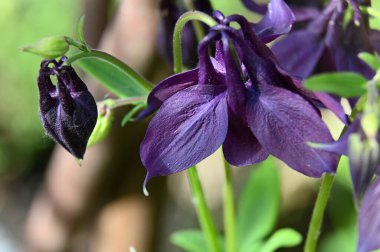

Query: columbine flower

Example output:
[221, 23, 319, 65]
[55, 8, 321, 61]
[37, 57, 98, 159]
[272, 0, 375, 79]
[139, 10, 338, 185]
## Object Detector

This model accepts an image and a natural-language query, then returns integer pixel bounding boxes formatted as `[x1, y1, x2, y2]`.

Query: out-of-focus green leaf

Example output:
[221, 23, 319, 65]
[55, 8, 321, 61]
[237, 159, 280, 250]
[170, 230, 223, 252]
[358, 52, 380, 71]
[74, 57, 150, 98]
[259, 228, 302, 252]
[305, 72, 367, 98]
[77, 16, 86, 45]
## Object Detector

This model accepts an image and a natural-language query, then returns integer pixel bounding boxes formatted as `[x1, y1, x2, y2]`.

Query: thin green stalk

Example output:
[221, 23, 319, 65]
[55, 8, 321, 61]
[304, 173, 335, 252]
[66, 50, 153, 91]
[223, 160, 237, 252]
[173, 11, 217, 73]
[187, 167, 221, 252]
[173, 11, 220, 252]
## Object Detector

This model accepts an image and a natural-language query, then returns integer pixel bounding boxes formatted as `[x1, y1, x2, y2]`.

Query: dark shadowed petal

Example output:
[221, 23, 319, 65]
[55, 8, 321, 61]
[223, 110, 269, 166]
[358, 179, 380, 252]
[137, 69, 198, 119]
[140, 85, 228, 183]
[272, 30, 325, 78]
[254, 0, 295, 43]
[291, 7, 320, 22]
[246, 85, 337, 177]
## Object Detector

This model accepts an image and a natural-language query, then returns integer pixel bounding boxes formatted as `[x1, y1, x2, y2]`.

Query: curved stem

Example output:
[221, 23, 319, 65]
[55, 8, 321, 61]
[304, 173, 335, 252]
[187, 167, 221, 252]
[108, 96, 147, 110]
[66, 50, 153, 91]
[173, 11, 217, 73]
[223, 160, 237, 252]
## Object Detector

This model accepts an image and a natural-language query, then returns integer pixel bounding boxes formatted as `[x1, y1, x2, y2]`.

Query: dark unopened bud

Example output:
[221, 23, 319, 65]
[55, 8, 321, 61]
[37, 57, 98, 159]
[20, 36, 70, 59]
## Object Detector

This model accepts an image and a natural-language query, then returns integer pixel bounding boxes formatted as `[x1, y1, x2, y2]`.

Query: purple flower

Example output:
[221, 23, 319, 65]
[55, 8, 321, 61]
[140, 11, 338, 185]
[37, 57, 98, 159]
[272, 0, 375, 79]
[358, 178, 380, 252]
[313, 117, 380, 201]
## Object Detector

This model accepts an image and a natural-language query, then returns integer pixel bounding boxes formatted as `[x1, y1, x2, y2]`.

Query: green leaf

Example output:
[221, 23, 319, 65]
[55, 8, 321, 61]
[358, 52, 380, 70]
[170, 230, 212, 252]
[304, 72, 367, 98]
[77, 16, 86, 45]
[237, 159, 280, 250]
[121, 103, 146, 127]
[73, 54, 150, 98]
[258, 229, 302, 252]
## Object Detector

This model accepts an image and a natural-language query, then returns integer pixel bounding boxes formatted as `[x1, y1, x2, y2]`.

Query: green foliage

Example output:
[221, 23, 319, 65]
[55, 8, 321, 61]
[171, 158, 302, 252]
[74, 56, 150, 98]
[304, 72, 367, 98]
[358, 52, 380, 71]
[87, 106, 114, 148]
[171, 230, 223, 252]
[236, 160, 280, 248]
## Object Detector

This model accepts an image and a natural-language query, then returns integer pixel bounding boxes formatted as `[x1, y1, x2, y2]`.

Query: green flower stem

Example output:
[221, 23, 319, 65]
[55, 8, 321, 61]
[223, 160, 237, 252]
[65, 37, 89, 52]
[66, 49, 153, 91]
[304, 173, 335, 252]
[187, 167, 221, 252]
[173, 11, 220, 252]
[173, 11, 217, 73]
[107, 96, 147, 110]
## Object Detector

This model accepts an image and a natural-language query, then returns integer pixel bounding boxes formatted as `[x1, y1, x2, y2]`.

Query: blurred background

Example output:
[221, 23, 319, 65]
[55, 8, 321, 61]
[0, 0, 356, 252]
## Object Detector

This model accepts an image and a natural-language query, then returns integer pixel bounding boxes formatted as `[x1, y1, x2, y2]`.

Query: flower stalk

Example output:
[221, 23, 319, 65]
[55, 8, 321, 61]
[223, 160, 237, 252]
[173, 11, 221, 252]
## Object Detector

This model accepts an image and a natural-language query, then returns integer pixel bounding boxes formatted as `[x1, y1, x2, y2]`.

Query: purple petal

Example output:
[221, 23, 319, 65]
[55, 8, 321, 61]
[272, 30, 325, 78]
[291, 7, 320, 22]
[254, 0, 296, 43]
[223, 111, 269, 166]
[246, 85, 338, 177]
[137, 69, 198, 119]
[358, 179, 380, 252]
[140, 85, 228, 183]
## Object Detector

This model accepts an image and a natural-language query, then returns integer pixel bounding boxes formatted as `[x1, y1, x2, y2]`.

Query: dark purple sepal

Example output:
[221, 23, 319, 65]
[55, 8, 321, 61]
[358, 178, 380, 252]
[314, 92, 349, 125]
[223, 110, 269, 166]
[137, 69, 198, 119]
[246, 85, 338, 177]
[254, 0, 296, 43]
[38, 59, 98, 159]
[140, 85, 228, 184]
[272, 30, 326, 78]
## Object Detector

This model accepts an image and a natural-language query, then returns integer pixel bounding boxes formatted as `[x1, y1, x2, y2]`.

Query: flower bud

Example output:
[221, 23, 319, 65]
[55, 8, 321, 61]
[20, 36, 70, 59]
[87, 104, 114, 148]
[38, 57, 98, 159]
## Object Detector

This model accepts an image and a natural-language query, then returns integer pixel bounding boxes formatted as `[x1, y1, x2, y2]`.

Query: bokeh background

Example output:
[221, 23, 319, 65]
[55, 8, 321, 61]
[0, 0, 357, 252]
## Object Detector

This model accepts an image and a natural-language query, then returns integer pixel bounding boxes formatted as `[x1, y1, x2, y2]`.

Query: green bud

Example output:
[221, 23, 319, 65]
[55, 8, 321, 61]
[361, 113, 379, 139]
[87, 105, 114, 148]
[19, 36, 70, 59]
